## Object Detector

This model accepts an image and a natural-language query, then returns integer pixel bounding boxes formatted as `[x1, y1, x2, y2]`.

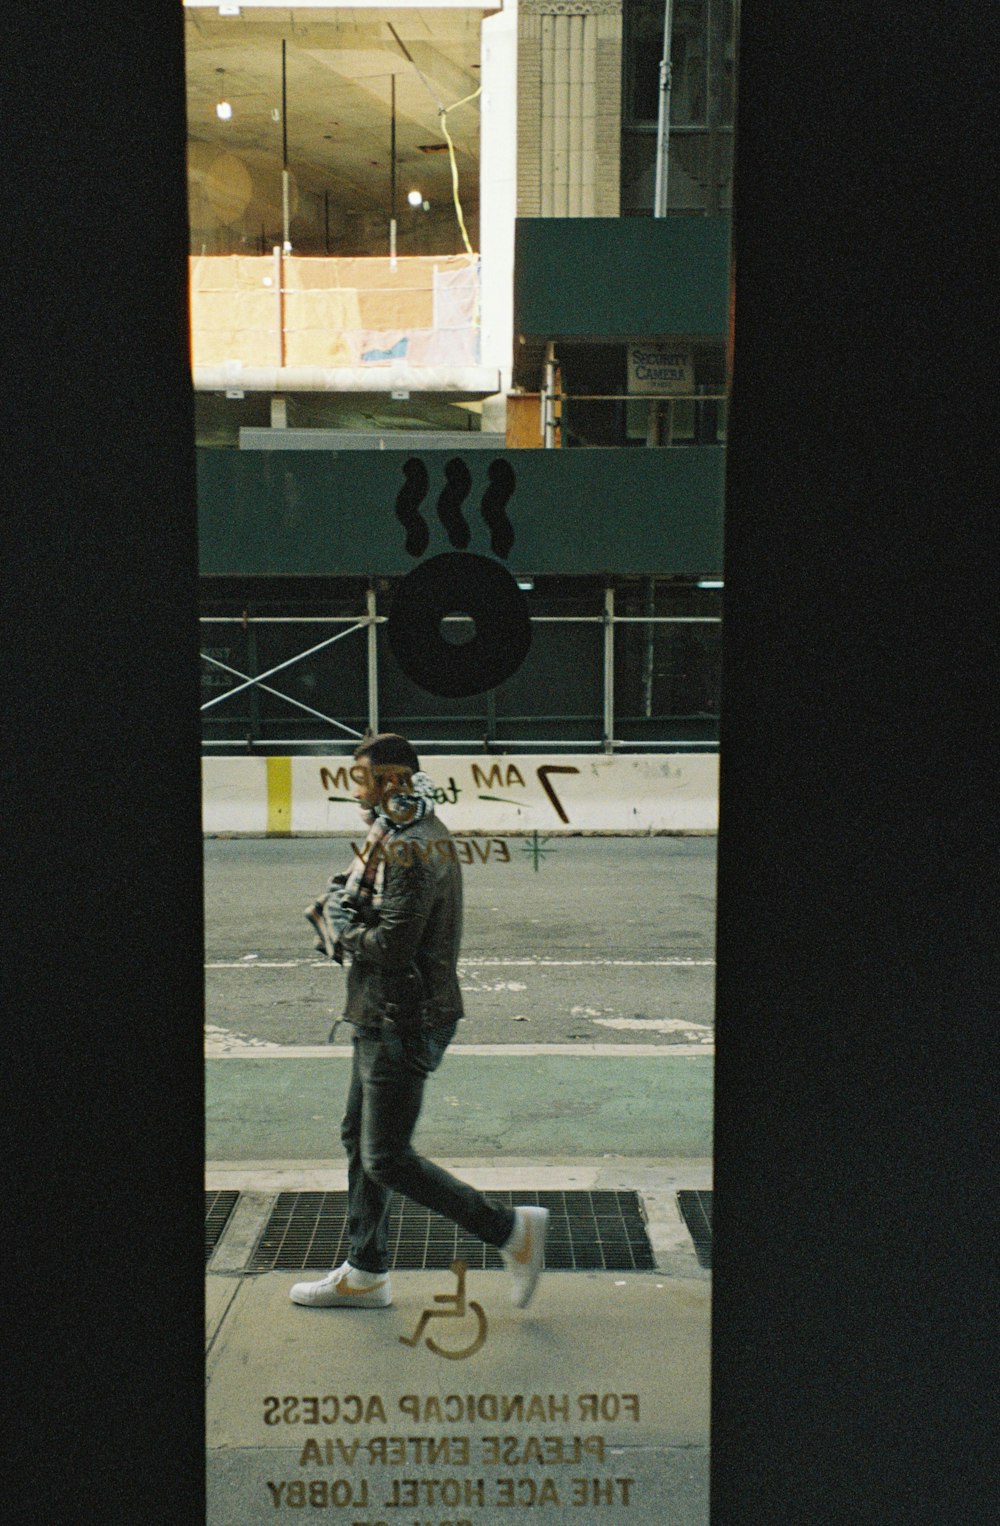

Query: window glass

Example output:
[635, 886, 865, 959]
[671, 1, 709, 127]
[624, 1, 710, 128]
[719, 0, 737, 127]
[621, 1, 735, 214]
[624, 0, 669, 125]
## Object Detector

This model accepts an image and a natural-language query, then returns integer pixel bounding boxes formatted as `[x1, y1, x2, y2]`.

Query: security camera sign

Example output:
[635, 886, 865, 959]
[626, 345, 694, 396]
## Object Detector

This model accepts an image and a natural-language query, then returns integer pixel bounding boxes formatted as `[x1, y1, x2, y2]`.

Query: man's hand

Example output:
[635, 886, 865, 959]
[326, 888, 356, 939]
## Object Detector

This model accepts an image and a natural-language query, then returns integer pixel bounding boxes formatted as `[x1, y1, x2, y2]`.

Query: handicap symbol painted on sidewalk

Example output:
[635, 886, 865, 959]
[399, 1260, 488, 1360]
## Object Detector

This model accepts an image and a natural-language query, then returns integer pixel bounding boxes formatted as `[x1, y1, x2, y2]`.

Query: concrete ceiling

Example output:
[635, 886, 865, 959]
[185, 7, 484, 238]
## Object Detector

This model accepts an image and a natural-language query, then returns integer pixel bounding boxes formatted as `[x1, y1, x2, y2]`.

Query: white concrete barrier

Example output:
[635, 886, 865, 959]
[201, 756, 269, 835]
[202, 754, 718, 835]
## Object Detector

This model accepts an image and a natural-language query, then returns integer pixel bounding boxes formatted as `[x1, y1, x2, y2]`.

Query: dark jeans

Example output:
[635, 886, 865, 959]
[340, 1021, 516, 1274]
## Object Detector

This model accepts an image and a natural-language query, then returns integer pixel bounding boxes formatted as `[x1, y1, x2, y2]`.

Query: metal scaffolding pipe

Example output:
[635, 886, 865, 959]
[653, 0, 675, 217]
[366, 587, 379, 735]
[200, 653, 364, 737]
[200, 621, 367, 713]
[542, 340, 558, 448]
[603, 585, 615, 752]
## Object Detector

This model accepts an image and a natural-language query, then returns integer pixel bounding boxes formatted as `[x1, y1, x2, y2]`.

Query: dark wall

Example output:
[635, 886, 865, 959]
[5, 3, 204, 1520]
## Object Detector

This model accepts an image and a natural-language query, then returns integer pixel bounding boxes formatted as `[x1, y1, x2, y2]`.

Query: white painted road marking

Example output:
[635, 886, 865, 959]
[206, 956, 715, 969]
[594, 1017, 713, 1037]
[205, 1025, 281, 1051]
[205, 1041, 714, 1058]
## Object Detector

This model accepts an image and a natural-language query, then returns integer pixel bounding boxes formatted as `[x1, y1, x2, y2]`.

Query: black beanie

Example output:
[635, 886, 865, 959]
[354, 732, 420, 772]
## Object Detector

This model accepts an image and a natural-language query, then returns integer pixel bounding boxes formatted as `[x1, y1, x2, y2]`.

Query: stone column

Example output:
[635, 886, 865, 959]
[518, 0, 622, 217]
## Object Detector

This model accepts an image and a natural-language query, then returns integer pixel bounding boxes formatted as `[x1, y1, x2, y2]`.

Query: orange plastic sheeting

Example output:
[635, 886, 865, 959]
[189, 255, 479, 372]
[283, 288, 424, 332]
[282, 291, 365, 331]
[196, 335, 280, 366]
[190, 256, 277, 292]
[281, 331, 357, 367]
[282, 255, 474, 292]
[194, 292, 277, 330]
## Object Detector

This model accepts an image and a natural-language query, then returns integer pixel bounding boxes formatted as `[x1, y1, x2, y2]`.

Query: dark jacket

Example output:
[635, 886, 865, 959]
[337, 812, 464, 1031]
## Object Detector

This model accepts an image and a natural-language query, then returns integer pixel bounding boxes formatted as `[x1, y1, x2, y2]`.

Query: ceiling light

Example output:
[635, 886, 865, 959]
[696, 578, 723, 589]
[215, 68, 232, 121]
[516, 578, 535, 592]
[407, 189, 423, 208]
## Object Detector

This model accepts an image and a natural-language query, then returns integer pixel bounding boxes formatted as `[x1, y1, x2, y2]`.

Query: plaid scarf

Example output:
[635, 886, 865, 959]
[342, 770, 438, 912]
[306, 772, 439, 962]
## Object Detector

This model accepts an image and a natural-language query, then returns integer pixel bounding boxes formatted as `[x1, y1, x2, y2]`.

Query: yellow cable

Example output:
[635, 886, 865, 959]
[388, 21, 481, 263]
[446, 86, 483, 115]
[438, 86, 481, 262]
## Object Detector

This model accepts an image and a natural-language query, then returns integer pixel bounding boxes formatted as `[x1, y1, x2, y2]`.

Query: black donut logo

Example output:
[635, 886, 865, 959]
[387, 458, 531, 699]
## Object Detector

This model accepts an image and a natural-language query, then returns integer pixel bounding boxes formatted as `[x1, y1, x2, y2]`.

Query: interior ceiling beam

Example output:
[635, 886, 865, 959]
[182, 3, 498, 14]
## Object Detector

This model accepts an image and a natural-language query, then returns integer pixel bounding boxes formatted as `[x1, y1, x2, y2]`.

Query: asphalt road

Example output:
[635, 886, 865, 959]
[204, 835, 717, 1051]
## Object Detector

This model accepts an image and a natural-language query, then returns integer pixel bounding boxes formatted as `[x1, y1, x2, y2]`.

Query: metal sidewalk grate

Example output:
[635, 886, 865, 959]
[205, 1190, 240, 1263]
[248, 1189, 654, 1273]
[676, 1189, 712, 1269]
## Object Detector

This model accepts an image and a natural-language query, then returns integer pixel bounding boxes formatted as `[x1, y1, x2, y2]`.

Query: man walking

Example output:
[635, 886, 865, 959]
[291, 732, 547, 1311]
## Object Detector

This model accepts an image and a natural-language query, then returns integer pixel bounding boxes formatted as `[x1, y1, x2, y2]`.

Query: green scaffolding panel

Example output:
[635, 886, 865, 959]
[197, 446, 725, 577]
[514, 217, 732, 339]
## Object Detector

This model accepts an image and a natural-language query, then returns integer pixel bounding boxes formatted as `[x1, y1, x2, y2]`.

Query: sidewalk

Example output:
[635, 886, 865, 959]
[207, 1265, 710, 1525]
[207, 1158, 711, 1526]
[206, 1048, 713, 1523]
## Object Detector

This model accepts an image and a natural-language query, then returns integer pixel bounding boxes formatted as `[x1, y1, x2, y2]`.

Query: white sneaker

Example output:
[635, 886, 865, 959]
[289, 1259, 392, 1308]
[500, 1206, 549, 1309]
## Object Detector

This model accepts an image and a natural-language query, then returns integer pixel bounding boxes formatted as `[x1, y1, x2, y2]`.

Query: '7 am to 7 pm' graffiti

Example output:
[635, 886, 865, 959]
[321, 762, 580, 825]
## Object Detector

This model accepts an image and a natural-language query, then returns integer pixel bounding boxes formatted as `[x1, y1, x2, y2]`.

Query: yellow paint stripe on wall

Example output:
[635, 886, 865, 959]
[266, 756, 292, 834]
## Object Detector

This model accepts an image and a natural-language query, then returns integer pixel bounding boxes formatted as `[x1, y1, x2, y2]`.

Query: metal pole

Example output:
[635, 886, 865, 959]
[282, 39, 291, 251]
[204, 737, 717, 750]
[642, 576, 655, 717]
[543, 341, 557, 448]
[653, 0, 674, 217]
[389, 75, 398, 268]
[366, 587, 379, 734]
[603, 586, 615, 753]
[273, 243, 284, 367]
[646, 399, 660, 447]
[246, 621, 262, 744]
